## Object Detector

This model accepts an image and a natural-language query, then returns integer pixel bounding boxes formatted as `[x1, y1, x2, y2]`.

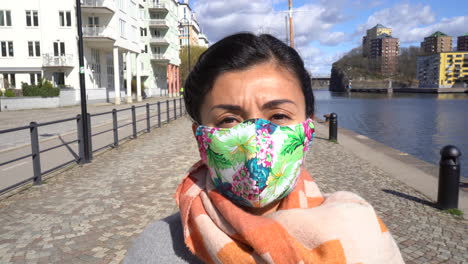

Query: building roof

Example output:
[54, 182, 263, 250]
[429, 31, 449, 37]
[374, 24, 388, 29]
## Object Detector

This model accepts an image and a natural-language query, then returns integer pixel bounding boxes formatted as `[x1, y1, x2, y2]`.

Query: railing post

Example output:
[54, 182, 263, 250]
[437, 145, 461, 210]
[112, 109, 119, 147]
[132, 105, 137, 138]
[87, 113, 93, 160]
[329, 113, 338, 141]
[146, 103, 151, 132]
[30, 122, 42, 185]
[157, 101, 161, 128]
[77, 114, 85, 163]
[179, 97, 182, 117]
[174, 99, 177, 120]
[166, 100, 170, 123]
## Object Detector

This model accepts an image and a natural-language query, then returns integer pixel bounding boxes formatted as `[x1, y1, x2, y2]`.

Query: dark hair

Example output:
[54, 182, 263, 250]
[184, 33, 314, 124]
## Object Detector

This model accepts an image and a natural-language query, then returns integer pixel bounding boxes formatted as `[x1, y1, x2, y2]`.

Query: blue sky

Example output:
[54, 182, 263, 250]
[190, 0, 468, 74]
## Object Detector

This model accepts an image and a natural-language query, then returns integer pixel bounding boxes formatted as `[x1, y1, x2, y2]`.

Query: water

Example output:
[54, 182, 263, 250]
[314, 90, 468, 176]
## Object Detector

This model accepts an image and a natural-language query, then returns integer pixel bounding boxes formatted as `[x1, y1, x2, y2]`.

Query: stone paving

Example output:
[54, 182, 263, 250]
[0, 117, 467, 264]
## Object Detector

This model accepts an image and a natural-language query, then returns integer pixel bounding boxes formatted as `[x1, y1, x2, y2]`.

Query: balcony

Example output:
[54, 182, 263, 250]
[149, 37, 168, 45]
[148, 3, 168, 12]
[150, 54, 169, 63]
[83, 26, 115, 42]
[81, 0, 115, 14]
[42, 54, 74, 68]
[148, 19, 169, 29]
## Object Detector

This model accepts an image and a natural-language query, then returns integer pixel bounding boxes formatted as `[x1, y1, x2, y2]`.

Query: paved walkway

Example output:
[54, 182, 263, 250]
[0, 95, 181, 150]
[0, 117, 467, 264]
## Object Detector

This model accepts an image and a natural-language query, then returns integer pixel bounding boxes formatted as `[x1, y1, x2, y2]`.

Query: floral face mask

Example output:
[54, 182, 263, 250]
[195, 118, 315, 208]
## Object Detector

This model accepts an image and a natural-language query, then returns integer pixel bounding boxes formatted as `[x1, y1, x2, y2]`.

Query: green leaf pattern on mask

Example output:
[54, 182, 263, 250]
[209, 122, 257, 166]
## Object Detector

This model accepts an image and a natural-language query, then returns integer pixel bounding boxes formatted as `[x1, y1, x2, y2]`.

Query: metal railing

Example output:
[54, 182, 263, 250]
[149, 37, 168, 44]
[148, 19, 168, 27]
[151, 54, 168, 61]
[0, 98, 186, 195]
[148, 3, 167, 9]
[83, 26, 113, 38]
[82, 0, 104, 7]
[42, 53, 74, 67]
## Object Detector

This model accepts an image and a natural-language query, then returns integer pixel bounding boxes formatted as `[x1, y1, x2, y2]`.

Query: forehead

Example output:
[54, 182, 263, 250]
[206, 62, 304, 105]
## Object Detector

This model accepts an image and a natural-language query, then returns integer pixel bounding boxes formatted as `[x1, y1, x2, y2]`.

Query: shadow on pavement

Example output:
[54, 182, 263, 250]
[382, 189, 438, 208]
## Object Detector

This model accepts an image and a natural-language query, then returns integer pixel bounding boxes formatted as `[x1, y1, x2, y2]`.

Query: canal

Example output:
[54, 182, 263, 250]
[314, 90, 468, 176]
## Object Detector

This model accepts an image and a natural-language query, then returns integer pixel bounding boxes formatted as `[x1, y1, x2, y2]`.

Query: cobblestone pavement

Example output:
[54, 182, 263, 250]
[0, 117, 467, 264]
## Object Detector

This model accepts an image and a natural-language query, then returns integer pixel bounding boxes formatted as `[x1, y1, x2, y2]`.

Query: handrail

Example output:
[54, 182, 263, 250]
[0, 97, 186, 195]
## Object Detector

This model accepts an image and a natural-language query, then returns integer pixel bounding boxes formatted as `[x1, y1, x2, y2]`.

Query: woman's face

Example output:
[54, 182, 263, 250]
[199, 62, 307, 128]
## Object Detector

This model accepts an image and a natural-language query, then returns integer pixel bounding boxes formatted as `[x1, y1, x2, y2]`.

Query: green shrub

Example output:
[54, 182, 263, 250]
[5, 89, 16, 97]
[0, 90, 3, 96]
[22, 80, 60, 97]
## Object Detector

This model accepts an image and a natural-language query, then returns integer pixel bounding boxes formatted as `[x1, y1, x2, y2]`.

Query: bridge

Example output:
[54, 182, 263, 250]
[311, 74, 330, 89]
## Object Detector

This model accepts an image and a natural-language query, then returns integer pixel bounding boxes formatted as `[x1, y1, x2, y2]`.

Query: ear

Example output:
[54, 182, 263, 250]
[192, 123, 198, 137]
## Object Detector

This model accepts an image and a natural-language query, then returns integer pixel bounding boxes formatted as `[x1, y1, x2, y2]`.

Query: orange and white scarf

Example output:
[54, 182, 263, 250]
[176, 161, 404, 264]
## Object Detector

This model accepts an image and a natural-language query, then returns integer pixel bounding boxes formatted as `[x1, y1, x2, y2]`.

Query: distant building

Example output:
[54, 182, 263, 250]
[457, 33, 468, 51]
[369, 34, 400, 75]
[362, 24, 392, 57]
[420, 31, 452, 55]
[417, 51, 468, 88]
[198, 33, 209, 47]
[177, 1, 207, 47]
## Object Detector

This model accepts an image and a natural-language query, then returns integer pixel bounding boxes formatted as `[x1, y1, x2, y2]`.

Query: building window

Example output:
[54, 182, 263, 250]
[53, 41, 65, 56]
[0, 41, 14, 57]
[53, 72, 65, 86]
[119, 19, 126, 38]
[0, 10, 12, 26]
[28, 41, 40, 57]
[30, 73, 41, 85]
[59, 11, 72, 27]
[26, 10, 39, 27]
[3, 73, 16, 88]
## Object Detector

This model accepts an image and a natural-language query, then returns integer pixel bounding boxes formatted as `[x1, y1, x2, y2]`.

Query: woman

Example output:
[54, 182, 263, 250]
[124, 33, 404, 263]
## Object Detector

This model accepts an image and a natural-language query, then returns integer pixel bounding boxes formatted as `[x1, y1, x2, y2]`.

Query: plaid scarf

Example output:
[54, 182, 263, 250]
[176, 161, 404, 264]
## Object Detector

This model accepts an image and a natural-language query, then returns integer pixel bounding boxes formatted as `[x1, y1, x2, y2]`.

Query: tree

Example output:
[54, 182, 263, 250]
[179, 46, 208, 88]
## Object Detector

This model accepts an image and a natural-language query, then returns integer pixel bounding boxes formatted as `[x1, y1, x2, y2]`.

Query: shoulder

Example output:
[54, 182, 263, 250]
[123, 212, 203, 264]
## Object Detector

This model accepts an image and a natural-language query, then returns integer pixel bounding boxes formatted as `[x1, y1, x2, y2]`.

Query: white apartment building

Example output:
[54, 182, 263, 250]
[177, 1, 207, 47]
[0, 0, 181, 105]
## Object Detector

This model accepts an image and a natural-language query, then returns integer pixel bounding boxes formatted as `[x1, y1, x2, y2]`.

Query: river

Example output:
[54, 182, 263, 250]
[314, 90, 468, 176]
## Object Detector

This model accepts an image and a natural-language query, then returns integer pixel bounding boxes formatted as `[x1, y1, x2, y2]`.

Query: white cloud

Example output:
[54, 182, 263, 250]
[193, 0, 347, 74]
[356, 3, 467, 44]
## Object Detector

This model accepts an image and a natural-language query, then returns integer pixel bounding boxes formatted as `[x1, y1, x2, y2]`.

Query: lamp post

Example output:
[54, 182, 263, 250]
[179, 17, 191, 75]
[76, 0, 91, 163]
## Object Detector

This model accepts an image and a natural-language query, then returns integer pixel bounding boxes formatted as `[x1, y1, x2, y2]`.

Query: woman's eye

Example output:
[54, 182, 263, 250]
[217, 117, 239, 127]
[271, 114, 290, 121]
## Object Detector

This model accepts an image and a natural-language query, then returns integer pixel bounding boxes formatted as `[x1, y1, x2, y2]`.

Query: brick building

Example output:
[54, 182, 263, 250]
[457, 33, 468, 51]
[420, 31, 452, 55]
[369, 34, 400, 75]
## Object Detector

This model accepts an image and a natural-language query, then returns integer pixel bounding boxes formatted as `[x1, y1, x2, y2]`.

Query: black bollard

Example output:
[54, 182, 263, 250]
[437, 145, 462, 209]
[329, 113, 338, 141]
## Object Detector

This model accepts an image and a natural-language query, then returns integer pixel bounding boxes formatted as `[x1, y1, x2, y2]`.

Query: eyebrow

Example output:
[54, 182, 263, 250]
[210, 99, 296, 112]
[261, 99, 296, 110]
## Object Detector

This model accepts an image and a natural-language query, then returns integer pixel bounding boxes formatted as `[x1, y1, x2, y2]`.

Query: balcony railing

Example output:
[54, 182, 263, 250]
[148, 3, 168, 10]
[42, 54, 74, 68]
[148, 19, 168, 27]
[82, 26, 114, 39]
[149, 37, 168, 44]
[151, 54, 169, 61]
[82, 0, 104, 7]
